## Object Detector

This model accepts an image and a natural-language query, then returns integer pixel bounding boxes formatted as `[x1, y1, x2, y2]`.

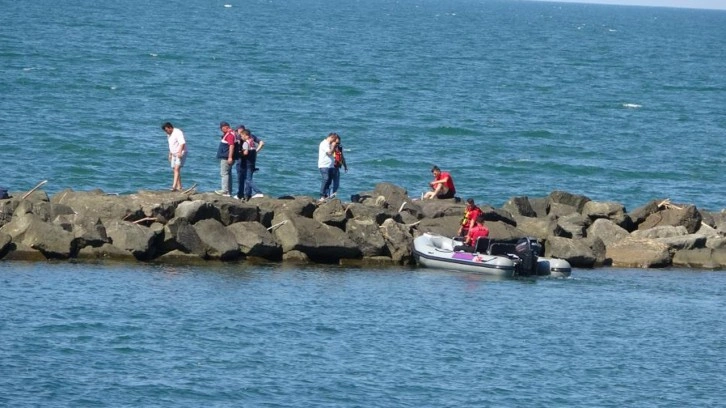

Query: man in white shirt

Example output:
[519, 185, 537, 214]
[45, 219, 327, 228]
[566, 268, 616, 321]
[318, 133, 337, 202]
[162, 122, 187, 191]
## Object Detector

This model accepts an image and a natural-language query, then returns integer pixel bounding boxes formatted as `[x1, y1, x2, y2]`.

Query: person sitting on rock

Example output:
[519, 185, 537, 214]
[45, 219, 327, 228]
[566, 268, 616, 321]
[454, 213, 489, 253]
[457, 198, 482, 238]
[423, 165, 456, 199]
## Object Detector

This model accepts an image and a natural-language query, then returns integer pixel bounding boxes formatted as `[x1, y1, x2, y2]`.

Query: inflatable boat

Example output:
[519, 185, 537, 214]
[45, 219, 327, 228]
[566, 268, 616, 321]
[412, 233, 571, 278]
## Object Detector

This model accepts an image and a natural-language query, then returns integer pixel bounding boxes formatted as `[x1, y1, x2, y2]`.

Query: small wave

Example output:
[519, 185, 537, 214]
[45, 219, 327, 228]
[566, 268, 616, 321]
[428, 126, 479, 136]
[224, 4, 232, 7]
[622, 103, 642, 109]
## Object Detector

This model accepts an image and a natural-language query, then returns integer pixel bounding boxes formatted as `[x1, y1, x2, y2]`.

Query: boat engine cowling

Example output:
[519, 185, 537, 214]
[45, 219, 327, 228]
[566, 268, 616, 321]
[514, 237, 542, 276]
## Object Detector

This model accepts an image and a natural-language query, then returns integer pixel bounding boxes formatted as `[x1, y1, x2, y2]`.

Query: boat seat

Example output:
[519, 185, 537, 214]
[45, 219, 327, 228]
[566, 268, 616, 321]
[474, 237, 491, 254]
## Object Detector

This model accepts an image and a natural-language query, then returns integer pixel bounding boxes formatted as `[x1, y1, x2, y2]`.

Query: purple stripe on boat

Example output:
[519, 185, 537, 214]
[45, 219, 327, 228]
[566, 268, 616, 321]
[452, 252, 474, 260]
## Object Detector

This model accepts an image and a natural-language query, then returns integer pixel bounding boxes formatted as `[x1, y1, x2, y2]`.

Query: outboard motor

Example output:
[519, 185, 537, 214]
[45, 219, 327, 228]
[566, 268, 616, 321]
[514, 237, 540, 276]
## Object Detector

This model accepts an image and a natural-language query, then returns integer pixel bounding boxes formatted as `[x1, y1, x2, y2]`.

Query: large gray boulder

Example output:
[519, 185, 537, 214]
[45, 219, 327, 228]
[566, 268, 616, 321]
[549, 202, 579, 218]
[480, 206, 517, 226]
[587, 218, 630, 247]
[502, 196, 536, 218]
[655, 234, 708, 251]
[486, 221, 528, 241]
[345, 203, 395, 226]
[193, 219, 240, 260]
[130, 190, 190, 223]
[227, 222, 282, 259]
[76, 243, 135, 261]
[629, 200, 662, 228]
[606, 237, 671, 268]
[706, 236, 726, 250]
[105, 220, 162, 260]
[548, 191, 591, 213]
[271, 213, 361, 262]
[52, 189, 145, 223]
[167, 217, 206, 257]
[416, 215, 460, 238]
[631, 225, 688, 239]
[380, 218, 413, 263]
[207, 199, 260, 226]
[256, 196, 316, 219]
[513, 215, 563, 241]
[672, 248, 726, 269]
[557, 213, 590, 239]
[582, 201, 631, 229]
[346, 218, 388, 257]
[313, 199, 348, 230]
[0, 212, 76, 259]
[580, 235, 608, 266]
[638, 205, 702, 234]
[544, 236, 597, 268]
[372, 182, 414, 215]
[528, 197, 549, 218]
[418, 200, 462, 219]
[174, 200, 220, 224]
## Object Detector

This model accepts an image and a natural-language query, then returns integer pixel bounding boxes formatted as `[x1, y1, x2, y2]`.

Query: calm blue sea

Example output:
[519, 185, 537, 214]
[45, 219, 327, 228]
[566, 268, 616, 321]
[2, 0, 726, 406]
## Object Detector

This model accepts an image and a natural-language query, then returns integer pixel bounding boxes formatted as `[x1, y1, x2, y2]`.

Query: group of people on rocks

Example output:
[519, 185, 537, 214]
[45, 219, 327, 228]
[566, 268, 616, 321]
[161, 121, 266, 200]
[215, 122, 265, 200]
[162, 123, 482, 244]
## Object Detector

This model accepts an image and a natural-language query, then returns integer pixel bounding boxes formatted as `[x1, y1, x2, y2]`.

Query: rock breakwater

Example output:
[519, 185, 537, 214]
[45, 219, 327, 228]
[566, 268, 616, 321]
[1, 183, 725, 269]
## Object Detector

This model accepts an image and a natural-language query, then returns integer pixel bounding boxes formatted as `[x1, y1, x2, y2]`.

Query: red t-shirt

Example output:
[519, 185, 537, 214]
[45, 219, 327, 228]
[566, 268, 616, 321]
[436, 171, 456, 193]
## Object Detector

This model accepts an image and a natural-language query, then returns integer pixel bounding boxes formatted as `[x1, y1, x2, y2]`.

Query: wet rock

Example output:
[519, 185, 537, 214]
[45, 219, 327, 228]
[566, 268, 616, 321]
[513, 215, 562, 241]
[587, 218, 630, 247]
[105, 220, 161, 260]
[638, 204, 702, 234]
[193, 219, 240, 260]
[545, 236, 597, 268]
[0, 212, 76, 259]
[672, 248, 726, 269]
[379, 218, 413, 264]
[167, 217, 206, 257]
[346, 218, 388, 257]
[257, 196, 316, 219]
[174, 200, 220, 224]
[271, 213, 360, 262]
[557, 213, 590, 239]
[631, 225, 688, 239]
[606, 237, 671, 268]
[582, 201, 632, 230]
[345, 203, 395, 226]
[313, 199, 348, 229]
[227, 221, 282, 259]
[416, 215, 460, 238]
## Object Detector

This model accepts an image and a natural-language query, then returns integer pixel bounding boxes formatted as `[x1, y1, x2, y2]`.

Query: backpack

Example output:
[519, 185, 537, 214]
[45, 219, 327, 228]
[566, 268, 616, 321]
[0, 187, 9, 200]
[333, 145, 343, 168]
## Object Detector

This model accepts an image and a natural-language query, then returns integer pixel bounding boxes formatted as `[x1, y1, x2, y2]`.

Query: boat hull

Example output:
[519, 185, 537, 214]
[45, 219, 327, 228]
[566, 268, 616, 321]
[413, 233, 571, 278]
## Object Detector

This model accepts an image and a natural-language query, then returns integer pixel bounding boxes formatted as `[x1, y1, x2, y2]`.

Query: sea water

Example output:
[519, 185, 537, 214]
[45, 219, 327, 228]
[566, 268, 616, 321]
[2, 0, 726, 406]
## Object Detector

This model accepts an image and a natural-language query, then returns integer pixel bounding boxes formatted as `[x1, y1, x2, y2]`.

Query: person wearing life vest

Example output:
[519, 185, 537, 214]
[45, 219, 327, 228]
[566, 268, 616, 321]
[239, 129, 264, 200]
[423, 165, 456, 199]
[330, 133, 348, 199]
[454, 213, 489, 253]
[215, 121, 236, 197]
[457, 198, 483, 238]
